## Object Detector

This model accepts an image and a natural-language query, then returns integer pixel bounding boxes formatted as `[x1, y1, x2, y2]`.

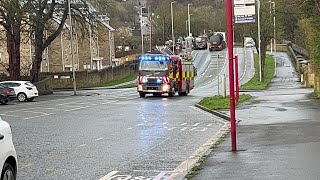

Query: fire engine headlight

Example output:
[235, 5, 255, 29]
[138, 85, 143, 91]
[142, 77, 148, 83]
[162, 84, 171, 92]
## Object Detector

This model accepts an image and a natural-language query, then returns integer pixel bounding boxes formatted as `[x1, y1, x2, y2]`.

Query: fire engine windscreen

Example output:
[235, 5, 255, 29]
[139, 61, 168, 71]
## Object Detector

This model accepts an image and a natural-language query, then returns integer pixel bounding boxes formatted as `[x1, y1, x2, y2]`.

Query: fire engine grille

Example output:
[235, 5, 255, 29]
[146, 78, 159, 86]
[146, 87, 159, 90]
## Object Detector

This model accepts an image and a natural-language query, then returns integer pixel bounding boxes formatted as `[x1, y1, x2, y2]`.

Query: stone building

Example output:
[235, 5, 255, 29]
[0, 13, 115, 75]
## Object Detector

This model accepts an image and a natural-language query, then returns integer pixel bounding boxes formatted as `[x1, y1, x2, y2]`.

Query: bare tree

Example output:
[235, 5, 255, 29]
[0, 0, 29, 80]
[28, 0, 106, 82]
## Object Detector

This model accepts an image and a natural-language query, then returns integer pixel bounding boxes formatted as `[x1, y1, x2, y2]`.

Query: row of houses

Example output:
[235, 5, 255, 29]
[0, 12, 116, 76]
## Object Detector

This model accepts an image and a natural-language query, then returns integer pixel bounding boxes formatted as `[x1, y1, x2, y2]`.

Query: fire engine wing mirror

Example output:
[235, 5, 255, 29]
[195, 67, 198, 76]
[133, 63, 139, 71]
[174, 65, 178, 72]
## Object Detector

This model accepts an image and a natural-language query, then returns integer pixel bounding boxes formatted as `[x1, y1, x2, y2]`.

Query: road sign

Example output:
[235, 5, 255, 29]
[234, 0, 256, 24]
[140, 7, 150, 35]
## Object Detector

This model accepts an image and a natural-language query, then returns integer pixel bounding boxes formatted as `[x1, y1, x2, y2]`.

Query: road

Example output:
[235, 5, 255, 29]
[0, 47, 254, 179]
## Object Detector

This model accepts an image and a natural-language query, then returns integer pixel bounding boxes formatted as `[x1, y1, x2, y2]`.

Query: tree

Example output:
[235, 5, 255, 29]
[0, 0, 29, 80]
[28, 0, 98, 82]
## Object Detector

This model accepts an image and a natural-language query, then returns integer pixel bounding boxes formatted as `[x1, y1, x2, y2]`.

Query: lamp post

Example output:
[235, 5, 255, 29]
[257, 0, 262, 82]
[185, 20, 188, 37]
[68, 0, 77, 95]
[269, 0, 273, 53]
[140, 7, 144, 53]
[188, 3, 192, 36]
[149, 12, 154, 52]
[272, 1, 276, 76]
[171, 1, 175, 54]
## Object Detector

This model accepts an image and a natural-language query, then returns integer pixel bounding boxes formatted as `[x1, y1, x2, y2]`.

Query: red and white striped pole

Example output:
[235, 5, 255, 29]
[226, 0, 237, 151]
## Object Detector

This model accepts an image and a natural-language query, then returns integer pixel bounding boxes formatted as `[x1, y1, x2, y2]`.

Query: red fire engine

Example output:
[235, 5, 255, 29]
[137, 54, 196, 97]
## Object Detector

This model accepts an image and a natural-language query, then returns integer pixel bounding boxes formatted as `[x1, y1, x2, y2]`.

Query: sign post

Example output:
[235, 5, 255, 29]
[234, 0, 256, 24]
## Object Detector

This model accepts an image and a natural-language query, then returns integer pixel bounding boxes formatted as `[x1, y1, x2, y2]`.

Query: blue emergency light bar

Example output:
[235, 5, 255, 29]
[139, 54, 170, 61]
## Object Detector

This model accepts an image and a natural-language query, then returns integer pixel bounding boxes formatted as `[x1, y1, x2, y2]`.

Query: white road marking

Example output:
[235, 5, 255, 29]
[3, 108, 38, 113]
[45, 107, 66, 111]
[76, 144, 87, 148]
[180, 127, 188, 131]
[207, 123, 213, 127]
[65, 106, 90, 112]
[23, 113, 53, 120]
[192, 123, 200, 127]
[190, 127, 208, 132]
[167, 127, 178, 131]
[180, 123, 187, 126]
[101, 100, 119, 105]
[0, 114, 21, 118]
[94, 137, 104, 141]
[99, 171, 119, 180]
[153, 172, 168, 180]
[22, 111, 50, 114]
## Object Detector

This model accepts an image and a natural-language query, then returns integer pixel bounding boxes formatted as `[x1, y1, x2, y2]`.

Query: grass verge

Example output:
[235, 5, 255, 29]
[95, 73, 137, 87]
[185, 166, 202, 179]
[198, 94, 252, 110]
[240, 54, 275, 90]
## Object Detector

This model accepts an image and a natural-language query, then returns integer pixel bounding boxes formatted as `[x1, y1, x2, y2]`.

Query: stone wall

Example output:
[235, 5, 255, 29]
[41, 63, 137, 89]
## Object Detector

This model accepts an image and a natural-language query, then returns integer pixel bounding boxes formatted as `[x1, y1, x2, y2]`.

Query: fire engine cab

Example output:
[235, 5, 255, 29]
[137, 54, 196, 97]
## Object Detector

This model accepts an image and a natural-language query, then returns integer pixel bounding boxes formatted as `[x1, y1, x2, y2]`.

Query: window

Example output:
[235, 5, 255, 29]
[25, 82, 35, 87]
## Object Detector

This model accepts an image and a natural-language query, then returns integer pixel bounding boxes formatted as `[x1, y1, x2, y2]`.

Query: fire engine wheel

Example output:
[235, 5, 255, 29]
[179, 86, 189, 96]
[168, 90, 175, 97]
[139, 93, 146, 97]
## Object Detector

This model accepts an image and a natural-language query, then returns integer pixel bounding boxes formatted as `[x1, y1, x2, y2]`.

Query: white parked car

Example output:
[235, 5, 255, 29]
[245, 42, 255, 48]
[0, 81, 38, 102]
[0, 117, 17, 180]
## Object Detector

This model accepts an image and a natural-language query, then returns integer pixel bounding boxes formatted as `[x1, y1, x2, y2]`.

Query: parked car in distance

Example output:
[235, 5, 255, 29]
[0, 116, 18, 180]
[245, 42, 255, 48]
[0, 81, 38, 102]
[0, 84, 15, 105]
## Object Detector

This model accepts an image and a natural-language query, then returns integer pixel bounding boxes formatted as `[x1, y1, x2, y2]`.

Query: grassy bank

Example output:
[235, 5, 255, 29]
[95, 73, 137, 87]
[241, 54, 275, 90]
[198, 94, 252, 110]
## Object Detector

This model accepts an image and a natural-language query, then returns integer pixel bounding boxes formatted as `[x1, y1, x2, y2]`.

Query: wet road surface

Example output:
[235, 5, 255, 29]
[0, 48, 254, 179]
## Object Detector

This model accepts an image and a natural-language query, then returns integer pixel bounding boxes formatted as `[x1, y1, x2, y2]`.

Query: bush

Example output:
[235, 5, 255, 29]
[0, 73, 7, 81]
[34, 77, 53, 95]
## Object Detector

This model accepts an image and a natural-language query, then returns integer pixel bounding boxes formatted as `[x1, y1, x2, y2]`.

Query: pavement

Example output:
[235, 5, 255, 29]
[191, 52, 320, 180]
